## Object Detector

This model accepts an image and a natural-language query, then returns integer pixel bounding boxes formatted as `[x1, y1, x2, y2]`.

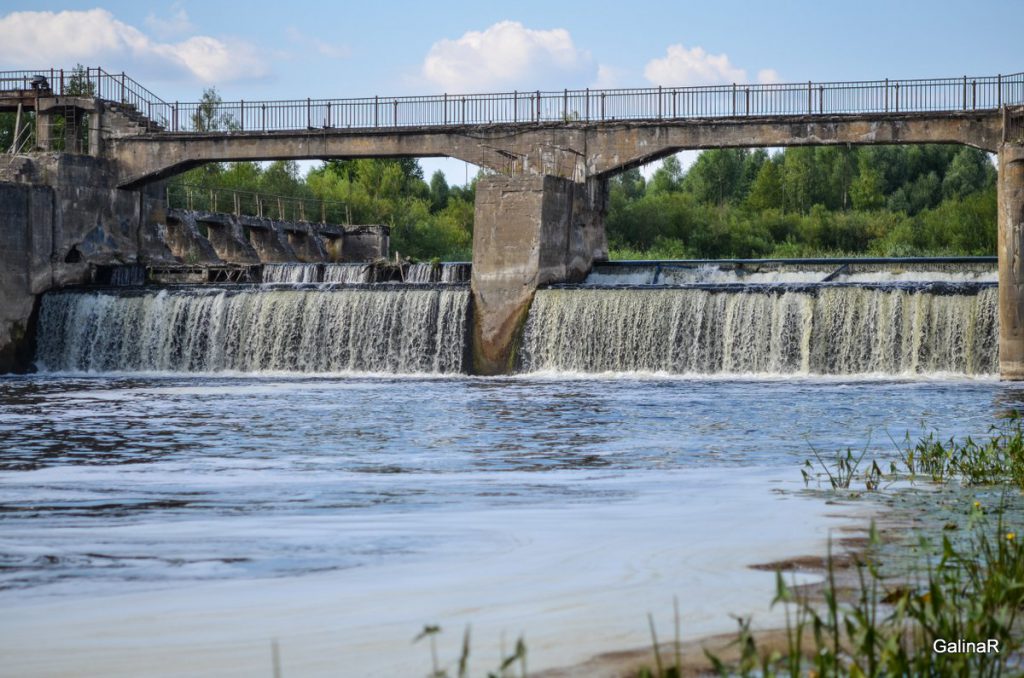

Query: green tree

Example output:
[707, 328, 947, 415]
[648, 155, 683, 194]
[191, 87, 239, 132]
[429, 170, 450, 212]
[745, 159, 784, 211]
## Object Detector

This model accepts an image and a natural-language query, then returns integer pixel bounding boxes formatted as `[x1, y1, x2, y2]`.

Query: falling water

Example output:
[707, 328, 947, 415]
[37, 287, 469, 374]
[262, 263, 321, 283]
[440, 263, 471, 283]
[323, 264, 373, 284]
[520, 284, 998, 376]
[108, 265, 147, 287]
[406, 263, 436, 283]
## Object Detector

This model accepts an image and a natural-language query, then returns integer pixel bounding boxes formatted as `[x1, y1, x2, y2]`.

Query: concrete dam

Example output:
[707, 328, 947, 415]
[31, 260, 998, 377]
[1, 67, 1022, 376]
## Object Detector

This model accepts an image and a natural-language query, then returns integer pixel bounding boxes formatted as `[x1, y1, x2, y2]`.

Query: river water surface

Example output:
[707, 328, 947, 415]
[0, 373, 1017, 676]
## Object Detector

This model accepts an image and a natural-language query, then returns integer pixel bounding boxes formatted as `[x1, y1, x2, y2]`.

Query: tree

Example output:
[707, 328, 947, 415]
[746, 160, 784, 211]
[191, 87, 239, 132]
[942, 147, 996, 200]
[649, 155, 683, 194]
[429, 170, 449, 212]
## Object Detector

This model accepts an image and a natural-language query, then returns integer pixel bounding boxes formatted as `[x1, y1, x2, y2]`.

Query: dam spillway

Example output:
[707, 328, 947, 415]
[36, 286, 470, 374]
[33, 261, 1000, 377]
[520, 283, 997, 376]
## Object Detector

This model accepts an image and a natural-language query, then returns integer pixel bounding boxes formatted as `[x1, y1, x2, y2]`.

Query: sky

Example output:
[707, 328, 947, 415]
[2, 1, 1021, 183]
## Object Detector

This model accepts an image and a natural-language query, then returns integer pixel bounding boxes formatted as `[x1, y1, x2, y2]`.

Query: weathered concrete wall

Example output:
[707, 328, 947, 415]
[471, 174, 606, 375]
[0, 183, 52, 372]
[287, 230, 328, 262]
[197, 215, 262, 264]
[246, 221, 298, 263]
[165, 214, 223, 265]
[0, 155, 173, 371]
[999, 143, 1024, 379]
[342, 225, 390, 262]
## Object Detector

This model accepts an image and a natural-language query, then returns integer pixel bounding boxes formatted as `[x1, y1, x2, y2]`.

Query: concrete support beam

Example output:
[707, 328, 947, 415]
[999, 144, 1024, 379]
[286, 230, 329, 262]
[165, 215, 222, 265]
[247, 222, 298, 263]
[203, 218, 262, 264]
[470, 174, 607, 375]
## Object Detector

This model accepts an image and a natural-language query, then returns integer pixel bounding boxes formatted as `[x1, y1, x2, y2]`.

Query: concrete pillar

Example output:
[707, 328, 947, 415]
[88, 101, 104, 156]
[35, 112, 54, 151]
[470, 174, 607, 375]
[999, 144, 1024, 379]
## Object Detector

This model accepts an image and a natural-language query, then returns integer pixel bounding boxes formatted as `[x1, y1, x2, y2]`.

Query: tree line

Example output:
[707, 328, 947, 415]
[607, 145, 997, 259]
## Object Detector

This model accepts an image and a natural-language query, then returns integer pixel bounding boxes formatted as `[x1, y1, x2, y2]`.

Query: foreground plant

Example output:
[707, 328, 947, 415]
[697, 419, 1024, 677]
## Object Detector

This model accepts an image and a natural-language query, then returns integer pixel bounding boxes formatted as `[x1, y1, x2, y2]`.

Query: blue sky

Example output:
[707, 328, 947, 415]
[2, 1, 1021, 181]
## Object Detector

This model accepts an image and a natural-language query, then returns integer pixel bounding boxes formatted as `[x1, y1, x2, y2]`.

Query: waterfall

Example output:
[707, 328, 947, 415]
[520, 284, 998, 376]
[262, 263, 321, 283]
[440, 263, 471, 283]
[406, 263, 436, 283]
[37, 287, 469, 374]
[323, 264, 373, 283]
[108, 265, 146, 286]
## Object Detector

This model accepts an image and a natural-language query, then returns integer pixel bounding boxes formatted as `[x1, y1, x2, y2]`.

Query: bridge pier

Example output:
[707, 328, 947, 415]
[470, 174, 608, 375]
[999, 143, 1024, 379]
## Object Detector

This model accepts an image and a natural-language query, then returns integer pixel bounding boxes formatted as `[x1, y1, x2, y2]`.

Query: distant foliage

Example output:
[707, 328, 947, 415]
[607, 145, 997, 259]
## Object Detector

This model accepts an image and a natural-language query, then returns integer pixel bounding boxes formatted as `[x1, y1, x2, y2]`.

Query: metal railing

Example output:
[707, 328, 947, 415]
[0, 67, 170, 129]
[3, 68, 1023, 135]
[166, 183, 351, 224]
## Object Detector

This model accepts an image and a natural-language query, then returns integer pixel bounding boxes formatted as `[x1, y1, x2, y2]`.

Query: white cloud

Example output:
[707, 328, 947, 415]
[144, 3, 194, 39]
[0, 9, 267, 84]
[644, 44, 779, 87]
[422, 21, 594, 92]
[756, 68, 781, 84]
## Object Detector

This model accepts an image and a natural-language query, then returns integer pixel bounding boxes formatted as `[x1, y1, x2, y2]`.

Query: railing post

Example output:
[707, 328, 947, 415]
[563, 88, 568, 120]
[240, 100, 245, 131]
[536, 91, 540, 122]
[884, 78, 888, 112]
[972, 80, 977, 110]
[963, 75, 967, 110]
[585, 88, 589, 121]
[895, 82, 899, 112]
[174, 102, 178, 132]
[513, 91, 517, 123]
[262, 104, 266, 131]
[745, 87, 750, 115]
[818, 85, 823, 113]
[672, 91, 677, 118]
[461, 97, 466, 124]
[326, 101, 331, 128]
[374, 95, 378, 127]
[807, 81, 812, 114]
[444, 93, 448, 124]
[998, 74, 1003, 108]
[393, 99, 398, 126]
[307, 98, 311, 128]
[120, 72, 125, 103]
[659, 85, 663, 119]
[601, 92, 606, 120]
[731, 83, 736, 116]
[60, 68, 64, 95]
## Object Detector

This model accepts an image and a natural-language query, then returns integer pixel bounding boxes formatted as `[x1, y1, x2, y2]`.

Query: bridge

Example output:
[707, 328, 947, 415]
[2, 68, 1024, 375]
